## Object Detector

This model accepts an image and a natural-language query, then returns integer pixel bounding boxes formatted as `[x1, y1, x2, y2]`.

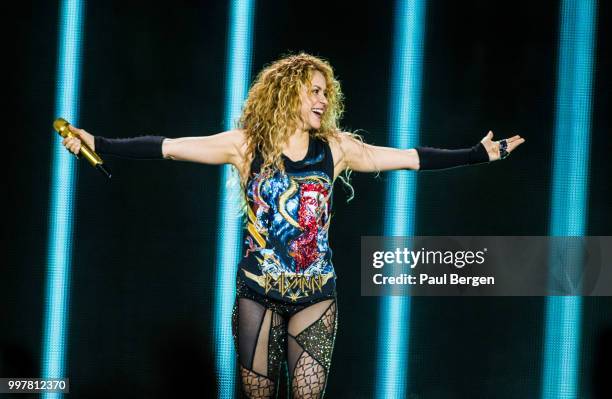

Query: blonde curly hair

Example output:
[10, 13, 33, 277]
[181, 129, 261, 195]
[232, 53, 359, 200]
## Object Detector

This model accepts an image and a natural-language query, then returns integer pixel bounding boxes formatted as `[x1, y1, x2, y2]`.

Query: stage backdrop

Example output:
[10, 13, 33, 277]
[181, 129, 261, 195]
[4, 0, 611, 398]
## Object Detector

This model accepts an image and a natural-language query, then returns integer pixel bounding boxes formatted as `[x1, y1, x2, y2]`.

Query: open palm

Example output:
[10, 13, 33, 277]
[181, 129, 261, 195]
[480, 131, 525, 161]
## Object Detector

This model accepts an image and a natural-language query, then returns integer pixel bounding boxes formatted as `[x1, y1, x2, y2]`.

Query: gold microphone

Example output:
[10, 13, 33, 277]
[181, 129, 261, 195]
[53, 117, 112, 179]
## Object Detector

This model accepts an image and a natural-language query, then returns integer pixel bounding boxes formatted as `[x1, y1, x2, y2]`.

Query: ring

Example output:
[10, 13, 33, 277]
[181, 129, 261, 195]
[499, 139, 509, 160]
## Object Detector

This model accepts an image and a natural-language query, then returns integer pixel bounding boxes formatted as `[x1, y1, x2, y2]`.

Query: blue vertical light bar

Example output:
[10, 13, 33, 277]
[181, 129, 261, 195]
[41, 1, 85, 398]
[213, 0, 255, 397]
[541, 1, 597, 398]
[376, 1, 426, 398]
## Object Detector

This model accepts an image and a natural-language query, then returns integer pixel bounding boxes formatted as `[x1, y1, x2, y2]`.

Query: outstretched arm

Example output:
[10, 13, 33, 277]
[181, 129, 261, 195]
[334, 132, 420, 173]
[62, 125, 247, 168]
[162, 130, 245, 166]
[334, 130, 525, 175]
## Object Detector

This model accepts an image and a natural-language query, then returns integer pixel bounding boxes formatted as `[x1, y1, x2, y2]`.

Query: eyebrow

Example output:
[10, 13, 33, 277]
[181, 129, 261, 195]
[312, 85, 327, 91]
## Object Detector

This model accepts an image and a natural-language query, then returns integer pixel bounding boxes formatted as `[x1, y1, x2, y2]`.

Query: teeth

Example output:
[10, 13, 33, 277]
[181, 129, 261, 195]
[312, 108, 323, 115]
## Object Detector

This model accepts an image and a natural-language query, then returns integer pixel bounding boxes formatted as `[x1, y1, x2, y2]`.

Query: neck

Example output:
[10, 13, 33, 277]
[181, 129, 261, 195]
[281, 128, 310, 157]
[287, 127, 309, 144]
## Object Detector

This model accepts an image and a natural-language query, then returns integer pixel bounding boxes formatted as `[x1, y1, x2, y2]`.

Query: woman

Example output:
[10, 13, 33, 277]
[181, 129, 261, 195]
[62, 53, 525, 398]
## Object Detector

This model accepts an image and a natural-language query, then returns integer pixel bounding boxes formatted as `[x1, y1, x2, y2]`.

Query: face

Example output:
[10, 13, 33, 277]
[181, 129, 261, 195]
[298, 70, 329, 131]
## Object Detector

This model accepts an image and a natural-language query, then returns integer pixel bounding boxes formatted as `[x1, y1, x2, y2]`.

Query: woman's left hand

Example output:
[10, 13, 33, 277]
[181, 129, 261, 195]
[480, 131, 525, 161]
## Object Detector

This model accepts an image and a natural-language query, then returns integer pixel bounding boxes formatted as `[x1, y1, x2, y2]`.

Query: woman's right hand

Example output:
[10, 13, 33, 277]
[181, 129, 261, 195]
[62, 125, 95, 155]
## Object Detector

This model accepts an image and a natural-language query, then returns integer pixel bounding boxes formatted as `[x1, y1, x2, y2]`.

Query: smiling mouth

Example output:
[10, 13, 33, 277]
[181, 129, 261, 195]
[312, 108, 324, 118]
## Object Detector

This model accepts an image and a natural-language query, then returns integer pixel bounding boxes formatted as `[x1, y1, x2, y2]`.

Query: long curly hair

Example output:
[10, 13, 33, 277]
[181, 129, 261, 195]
[243, 53, 360, 183]
[226, 53, 360, 217]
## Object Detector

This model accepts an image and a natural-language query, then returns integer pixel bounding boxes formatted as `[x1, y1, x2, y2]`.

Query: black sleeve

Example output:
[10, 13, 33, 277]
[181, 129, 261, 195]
[94, 135, 166, 160]
[415, 142, 489, 170]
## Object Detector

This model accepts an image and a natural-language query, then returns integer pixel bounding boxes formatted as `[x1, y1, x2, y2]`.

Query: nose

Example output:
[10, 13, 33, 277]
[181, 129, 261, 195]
[320, 94, 328, 106]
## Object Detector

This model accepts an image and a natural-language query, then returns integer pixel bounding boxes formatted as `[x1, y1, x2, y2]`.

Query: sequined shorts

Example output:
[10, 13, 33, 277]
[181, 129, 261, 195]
[234, 277, 337, 317]
[232, 277, 339, 397]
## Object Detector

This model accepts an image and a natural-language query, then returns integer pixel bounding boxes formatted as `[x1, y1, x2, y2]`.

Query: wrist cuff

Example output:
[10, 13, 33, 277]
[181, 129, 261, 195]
[95, 135, 166, 159]
[416, 142, 489, 170]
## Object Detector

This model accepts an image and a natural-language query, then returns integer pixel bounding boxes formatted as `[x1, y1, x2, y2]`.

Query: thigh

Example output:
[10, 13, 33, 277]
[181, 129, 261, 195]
[286, 298, 338, 399]
[232, 296, 287, 399]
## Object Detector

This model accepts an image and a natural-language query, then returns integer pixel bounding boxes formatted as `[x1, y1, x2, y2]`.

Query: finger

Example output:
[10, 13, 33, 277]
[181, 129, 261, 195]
[508, 138, 526, 152]
[68, 125, 83, 139]
[482, 131, 494, 142]
[506, 135, 521, 143]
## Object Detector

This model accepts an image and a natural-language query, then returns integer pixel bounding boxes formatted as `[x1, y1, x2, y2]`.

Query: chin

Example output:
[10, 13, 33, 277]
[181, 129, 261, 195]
[310, 120, 322, 130]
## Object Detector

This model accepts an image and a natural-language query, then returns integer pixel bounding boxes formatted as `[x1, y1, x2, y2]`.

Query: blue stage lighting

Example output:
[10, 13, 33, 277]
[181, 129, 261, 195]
[542, 1, 597, 398]
[213, 1, 255, 397]
[376, 1, 426, 398]
[41, 1, 85, 398]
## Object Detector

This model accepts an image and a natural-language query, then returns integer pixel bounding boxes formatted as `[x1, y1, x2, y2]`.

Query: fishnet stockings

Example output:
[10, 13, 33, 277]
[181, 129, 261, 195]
[232, 296, 338, 399]
[291, 354, 327, 398]
[233, 298, 285, 398]
[239, 366, 275, 399]
[288, 300, 338, 398]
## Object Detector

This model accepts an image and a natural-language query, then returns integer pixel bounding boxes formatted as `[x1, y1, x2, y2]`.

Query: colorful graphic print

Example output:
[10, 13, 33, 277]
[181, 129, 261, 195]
[241, 169, 336, 301]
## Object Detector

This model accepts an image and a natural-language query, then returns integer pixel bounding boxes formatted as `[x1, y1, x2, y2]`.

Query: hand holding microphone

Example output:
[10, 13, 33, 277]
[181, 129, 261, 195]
[61, 125, 93, 154]
[54, 118, 112, 178]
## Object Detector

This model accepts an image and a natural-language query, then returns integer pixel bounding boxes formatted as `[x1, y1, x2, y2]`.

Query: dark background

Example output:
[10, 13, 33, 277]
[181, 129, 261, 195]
[4, 0, 611, 398]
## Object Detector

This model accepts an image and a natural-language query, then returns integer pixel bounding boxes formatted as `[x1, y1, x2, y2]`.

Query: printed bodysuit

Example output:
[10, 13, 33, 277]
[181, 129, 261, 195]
[232, 135, 339, 398]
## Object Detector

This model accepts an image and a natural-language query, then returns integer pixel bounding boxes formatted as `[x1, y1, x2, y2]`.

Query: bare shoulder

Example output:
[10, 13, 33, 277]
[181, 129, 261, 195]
[335, 130, 368, 154]
[224, 128, 249, 169]
[326, 130, 347, 160]
[327, 131, 360, 178]
[328, 130, 358, 149]
[225, 128, 247, 146]
[221, 128, 246, 156]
